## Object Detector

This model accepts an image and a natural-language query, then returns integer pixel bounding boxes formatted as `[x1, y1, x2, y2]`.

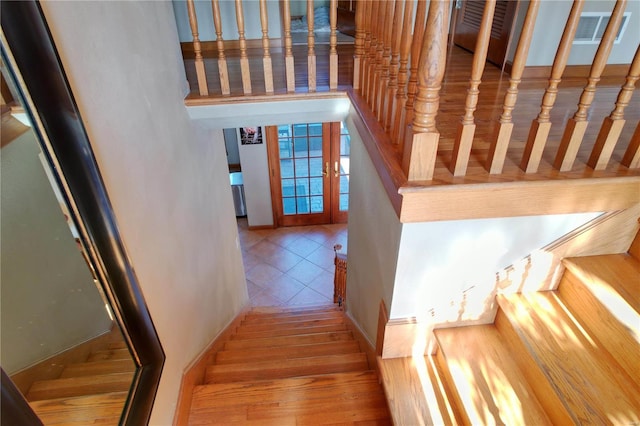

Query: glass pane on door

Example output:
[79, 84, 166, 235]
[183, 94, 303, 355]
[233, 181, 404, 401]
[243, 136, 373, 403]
[338, 122, 350, 212]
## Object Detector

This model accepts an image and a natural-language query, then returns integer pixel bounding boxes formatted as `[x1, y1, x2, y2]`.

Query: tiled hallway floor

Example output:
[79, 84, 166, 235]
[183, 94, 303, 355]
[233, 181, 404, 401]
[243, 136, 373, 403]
[237, 218, 348, 307]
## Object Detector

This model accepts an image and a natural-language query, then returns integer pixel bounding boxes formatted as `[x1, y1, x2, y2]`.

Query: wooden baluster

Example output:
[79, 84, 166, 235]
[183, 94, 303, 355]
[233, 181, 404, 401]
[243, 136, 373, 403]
[235, 0, 252, 94]
[392, 0, 415, 146]
[485, 0, 540, 174]
[622, 121, 640, 168]
[402, 0, 449, 181]
[353, 0, 365, 90]
[186, 0, 208, 96]
[329, 0, 338, 90]
[211, 0, 230, 95]
[376, 0, 396, 121]
[371, 1, 394, 121]
[365, 1, 380, 104]
[588, 45, 640, 170]
[333, 245, 347, 306]
[283, 0, 295, 92]
[520, 0, 584, 173]
[360, 0, 373, 96]
[308, 0, 317, 92]
[554, 0, 627, 171]
[259, 0, 274, 93]
[401, 0, 428, 145]
[449, 0, 496, 177]
[384, 0, 406, 132]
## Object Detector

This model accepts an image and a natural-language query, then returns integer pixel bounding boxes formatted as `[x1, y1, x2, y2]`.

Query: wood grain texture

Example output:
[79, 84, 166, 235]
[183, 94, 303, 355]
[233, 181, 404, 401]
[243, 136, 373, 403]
[622, 121, 640, 168]
[29, 392, 128, 426]
[629, 224, 640, 261]
[26, 373, 134, 401]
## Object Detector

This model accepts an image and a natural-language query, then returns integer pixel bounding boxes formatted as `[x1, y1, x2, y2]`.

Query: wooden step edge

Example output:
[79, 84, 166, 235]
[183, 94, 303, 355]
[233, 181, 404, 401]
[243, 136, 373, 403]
[223, 330, 355, 351]
[435, 325, 553, 425]
[240, 311, 345, 325]
[86, 348, 131, 361]
[29, 391, 128, 426]
[215, 340, 361, 364]
[26, 372, 134, 402]
[494, 295, 575, 425]
[60, 358, 136, 378]
[230, 324, 349, 340]
[558, 270, 640, 383]
[237, 316, 345, 332]
[248, 304, 340, 315]
[428, 352, 470, 426]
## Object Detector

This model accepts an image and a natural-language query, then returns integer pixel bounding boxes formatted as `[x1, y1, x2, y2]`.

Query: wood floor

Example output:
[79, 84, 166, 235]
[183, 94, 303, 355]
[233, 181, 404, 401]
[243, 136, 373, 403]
[187, 305, 391, 425]
[379, 230, 640, 425]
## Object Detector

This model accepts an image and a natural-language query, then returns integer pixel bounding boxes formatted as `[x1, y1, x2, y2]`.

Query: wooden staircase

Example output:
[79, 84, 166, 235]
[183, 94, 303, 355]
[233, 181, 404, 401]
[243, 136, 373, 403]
[187, 305, 391, 425]
[380, 238, 640, 425]
[25, 338, 135, 425]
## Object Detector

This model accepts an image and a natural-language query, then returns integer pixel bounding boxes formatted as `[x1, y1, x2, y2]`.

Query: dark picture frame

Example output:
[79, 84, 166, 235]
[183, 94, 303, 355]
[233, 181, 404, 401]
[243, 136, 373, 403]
[240, 126, 263, 144]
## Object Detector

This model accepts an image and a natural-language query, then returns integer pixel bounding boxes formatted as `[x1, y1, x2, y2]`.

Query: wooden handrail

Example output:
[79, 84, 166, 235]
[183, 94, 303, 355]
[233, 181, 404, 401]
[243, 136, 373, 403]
[449, 0, 497, 177]
[259, 0, 274, 93]
[555, 0, 628, 171]
[521, 0, 584, 173]
[235, 0, 252, 94]
[186, 0, 208, 96]
[211, 0, 230, 95]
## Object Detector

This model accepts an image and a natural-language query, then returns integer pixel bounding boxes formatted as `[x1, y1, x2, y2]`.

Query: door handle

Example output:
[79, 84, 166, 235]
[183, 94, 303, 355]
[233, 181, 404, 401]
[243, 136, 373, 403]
[334, 161, 340, 177]
[323, 161, 329, 178]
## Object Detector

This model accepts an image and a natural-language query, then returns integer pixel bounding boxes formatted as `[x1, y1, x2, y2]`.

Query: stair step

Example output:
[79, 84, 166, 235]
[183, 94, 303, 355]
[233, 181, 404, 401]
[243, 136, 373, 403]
[205, 353, 369, 383]
[193, 371, 381, 409]
[248, 304, 340, 316]
[239, 316, 344, 332]
[232, 323, 348, 340]
[241, 311, 344, 326]
[559, 255, 640, 382]
[59, 358, 136, 378]
[86, 348, 131, 362]
[26, 372, 134, 401]
[216, 340, 361, 364]
[106, 340, 128, 350]
[189, 384, 389, 425]
[224, 330, 354, 351]
[497, 292, 640, 424]
[435, 324, 552, 425]
[28, 391, 128, 425]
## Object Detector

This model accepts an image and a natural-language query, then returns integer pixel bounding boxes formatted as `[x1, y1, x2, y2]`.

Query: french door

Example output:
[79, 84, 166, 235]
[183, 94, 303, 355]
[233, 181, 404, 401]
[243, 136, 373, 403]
[266, 122, 350, 227]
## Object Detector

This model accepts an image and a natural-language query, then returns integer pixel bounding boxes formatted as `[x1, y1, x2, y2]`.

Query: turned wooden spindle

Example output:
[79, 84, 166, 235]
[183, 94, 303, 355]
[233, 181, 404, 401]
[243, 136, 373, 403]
[186, 0, 208, 96]
[353, 0, 366, 90]
[259, 0, 274, 93]
[360, 0, 373, 96]
[373, 1, 394, 119]
[371, 1, 389, 114]
[401, 0, 428, 145]
[520, 0, 584, 173]
[554, 0, 627, 171]
[486, 0, 540, 174]
[365, 1, 381, 104]
[283, 0, 295, 92]
[235, 0, 252, 94]
[392, 0, 415, 146]
[402, 0, 449, 181]
[588, 45, 640, 170]
[308, 0, 317, 92]
[329, 0, 338, 90]
[211, 0, 230, 95]
[449, 0, 496, 177]
[384, 0, 405, 132]
[622, 121, 640, 168]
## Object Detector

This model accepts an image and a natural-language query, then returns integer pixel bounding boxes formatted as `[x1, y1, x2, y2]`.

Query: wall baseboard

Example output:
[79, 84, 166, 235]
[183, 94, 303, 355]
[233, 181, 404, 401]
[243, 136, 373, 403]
[173, 303, 250, 426]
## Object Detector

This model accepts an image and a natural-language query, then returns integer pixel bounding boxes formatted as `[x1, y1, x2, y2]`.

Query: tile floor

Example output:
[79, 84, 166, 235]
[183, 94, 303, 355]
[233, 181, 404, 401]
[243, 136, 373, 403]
[237, 217, 348, 307]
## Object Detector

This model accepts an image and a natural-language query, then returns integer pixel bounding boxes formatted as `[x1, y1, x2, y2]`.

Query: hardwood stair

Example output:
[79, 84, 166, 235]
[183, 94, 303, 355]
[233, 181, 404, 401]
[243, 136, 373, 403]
[379, 241, 640, 425]
[25, 335, 135, 425]
[187, 304, 391, 425]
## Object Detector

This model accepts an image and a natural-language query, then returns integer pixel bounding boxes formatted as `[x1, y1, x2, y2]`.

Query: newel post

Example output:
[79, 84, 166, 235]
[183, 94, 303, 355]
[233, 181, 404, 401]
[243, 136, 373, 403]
[402, 0, 449, 181]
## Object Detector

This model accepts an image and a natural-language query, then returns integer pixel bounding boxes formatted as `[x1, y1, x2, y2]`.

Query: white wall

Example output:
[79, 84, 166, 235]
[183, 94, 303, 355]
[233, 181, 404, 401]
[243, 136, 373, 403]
[1, 130, 112, 374]
[508, 0, 639, 66]
[343, 112, 403, 344]
[40, 2, 248, 424]
[391, 212, 601, 322]
[172, 0, 282, 43]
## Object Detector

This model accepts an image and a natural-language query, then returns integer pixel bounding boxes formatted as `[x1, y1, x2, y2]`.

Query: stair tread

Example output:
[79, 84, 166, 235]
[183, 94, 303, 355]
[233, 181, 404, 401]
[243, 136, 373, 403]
[60, 358, 135, 378]
[86, 348, 131, 362]
[26, 372, 134, 401]
[216, 340, 361, 364]
[435, 324, 552, 425]
[193, 371, 381, 408]
[29, 391, 127, 425]
[248, 305, 339, 315]
[564, 254, 640, 313]
[224, 330, 354, 350]
[241, 311, 344, 325]
[205, 352, 369, 383]
[498, 292, 640, 424]
[232, 323, 348, 340]
[237, 316, 345, 332]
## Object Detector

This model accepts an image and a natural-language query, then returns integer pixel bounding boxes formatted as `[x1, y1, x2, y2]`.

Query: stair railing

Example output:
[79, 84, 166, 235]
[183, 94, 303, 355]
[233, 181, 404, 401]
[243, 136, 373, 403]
[333, 244, 347, 306]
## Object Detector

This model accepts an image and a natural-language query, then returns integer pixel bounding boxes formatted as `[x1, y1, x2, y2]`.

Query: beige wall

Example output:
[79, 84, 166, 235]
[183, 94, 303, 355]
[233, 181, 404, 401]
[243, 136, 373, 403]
[40, 2, 248, 423]
[1, 130, 112, 374]
[343, 113, 402, 344]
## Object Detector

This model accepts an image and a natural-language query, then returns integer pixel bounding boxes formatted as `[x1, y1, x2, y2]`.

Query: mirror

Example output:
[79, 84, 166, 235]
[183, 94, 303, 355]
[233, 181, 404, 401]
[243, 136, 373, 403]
[1, 1, 164, 424]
